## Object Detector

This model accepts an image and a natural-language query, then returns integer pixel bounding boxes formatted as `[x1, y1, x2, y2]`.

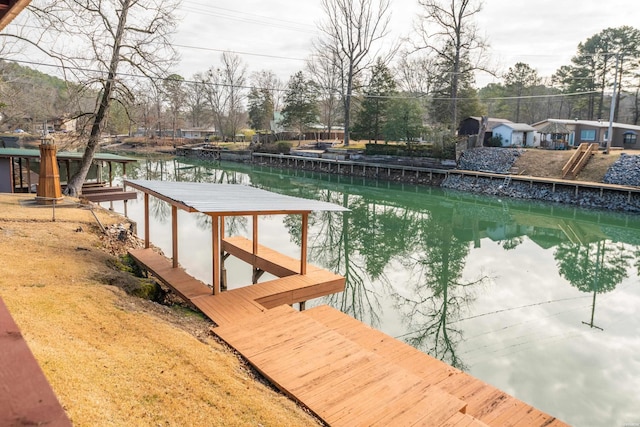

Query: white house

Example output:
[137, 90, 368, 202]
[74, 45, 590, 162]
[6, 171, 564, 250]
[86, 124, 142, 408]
[492, 123, 537, 147]
[179, 127, 216, 139]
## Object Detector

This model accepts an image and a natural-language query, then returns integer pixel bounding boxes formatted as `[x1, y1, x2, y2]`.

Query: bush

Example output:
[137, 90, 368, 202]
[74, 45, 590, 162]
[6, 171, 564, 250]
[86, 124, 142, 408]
[486, 135, 504, 147]
[365, 143, 433, 157]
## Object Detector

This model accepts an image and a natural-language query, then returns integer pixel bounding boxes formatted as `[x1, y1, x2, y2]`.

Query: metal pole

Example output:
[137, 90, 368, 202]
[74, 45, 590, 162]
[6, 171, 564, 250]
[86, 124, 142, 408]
[605, 53, 620, 154]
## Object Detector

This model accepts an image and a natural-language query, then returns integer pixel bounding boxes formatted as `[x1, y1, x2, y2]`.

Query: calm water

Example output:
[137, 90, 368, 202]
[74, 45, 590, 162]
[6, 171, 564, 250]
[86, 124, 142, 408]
[105, 157, 640, 426]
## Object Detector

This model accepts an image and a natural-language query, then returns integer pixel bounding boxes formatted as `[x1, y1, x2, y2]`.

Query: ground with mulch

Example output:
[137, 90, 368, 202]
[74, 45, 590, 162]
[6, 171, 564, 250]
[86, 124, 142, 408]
[0, 194, 320, 426]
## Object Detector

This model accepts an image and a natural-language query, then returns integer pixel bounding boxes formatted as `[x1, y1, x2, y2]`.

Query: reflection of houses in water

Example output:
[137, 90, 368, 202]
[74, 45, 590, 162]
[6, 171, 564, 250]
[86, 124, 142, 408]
[450, 201, 615, 250]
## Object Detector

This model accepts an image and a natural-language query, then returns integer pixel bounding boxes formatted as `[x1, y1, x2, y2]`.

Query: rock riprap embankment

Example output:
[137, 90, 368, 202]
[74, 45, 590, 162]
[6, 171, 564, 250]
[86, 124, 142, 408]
[603, 153, 640, 186]
[457, 147, 524, 173]
[444, 148, 640, 212]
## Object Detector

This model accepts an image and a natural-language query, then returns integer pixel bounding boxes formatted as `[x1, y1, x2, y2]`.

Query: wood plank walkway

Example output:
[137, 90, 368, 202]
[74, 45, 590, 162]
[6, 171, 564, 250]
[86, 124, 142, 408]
[214, 305, 487, 427]
[129, 245, 566, 426]
[213, 304, 568, 426]
[0, 297, 72, 427]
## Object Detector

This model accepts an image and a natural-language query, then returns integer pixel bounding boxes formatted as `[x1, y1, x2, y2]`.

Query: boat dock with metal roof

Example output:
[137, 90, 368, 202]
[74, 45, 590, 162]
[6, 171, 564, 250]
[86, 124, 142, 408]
[123, 179, 567, 426]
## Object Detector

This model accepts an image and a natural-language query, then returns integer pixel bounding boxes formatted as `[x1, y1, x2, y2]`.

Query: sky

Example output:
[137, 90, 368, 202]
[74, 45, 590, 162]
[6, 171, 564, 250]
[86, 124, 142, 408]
[173, 0, 639, 88]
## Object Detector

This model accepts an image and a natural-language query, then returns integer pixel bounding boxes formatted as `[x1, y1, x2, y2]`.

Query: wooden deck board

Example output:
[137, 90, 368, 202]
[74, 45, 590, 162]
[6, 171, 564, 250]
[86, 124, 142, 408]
[214, 305, 469, 427]
[303, 305, 568, 426]
[129, 248, 211, 301]
[128, 247, 344, 327]
[0, 297, 72, 427]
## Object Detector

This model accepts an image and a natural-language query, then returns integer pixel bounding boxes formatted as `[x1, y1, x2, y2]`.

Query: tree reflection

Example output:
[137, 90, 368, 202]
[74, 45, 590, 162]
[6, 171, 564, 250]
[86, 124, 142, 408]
[555, 240, 630, 294]
[394, 208, 487, 370]
[283, 189, 388, 326]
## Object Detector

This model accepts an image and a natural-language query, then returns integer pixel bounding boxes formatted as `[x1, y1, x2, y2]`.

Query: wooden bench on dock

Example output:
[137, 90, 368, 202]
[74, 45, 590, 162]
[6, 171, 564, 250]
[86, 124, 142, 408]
[0, 297, 71, 426]
[222, 235, 325, 278]
[80, 186, 138, 203]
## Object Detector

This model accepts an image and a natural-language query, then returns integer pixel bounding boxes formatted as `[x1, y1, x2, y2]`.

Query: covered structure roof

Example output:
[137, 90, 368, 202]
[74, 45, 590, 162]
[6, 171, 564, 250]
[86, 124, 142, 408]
[538, 122, 571, 134]
[0, 147, 137, 163]
[124, 179, 349, 215]
[0, 0, 30, 31]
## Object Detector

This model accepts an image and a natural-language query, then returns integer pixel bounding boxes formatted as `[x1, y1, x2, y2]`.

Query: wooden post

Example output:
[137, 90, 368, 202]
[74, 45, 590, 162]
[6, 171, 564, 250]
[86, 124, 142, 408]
[220, 215, 226, 291]
[108, 162, 113, 186]
[171, 205, 178, 268]
[212, 215, 220, 295]
[144, 193, 150, 248]
[300, 212, 308, 275]
[26, 158, 31, 193]
[252, 214, 258, 255]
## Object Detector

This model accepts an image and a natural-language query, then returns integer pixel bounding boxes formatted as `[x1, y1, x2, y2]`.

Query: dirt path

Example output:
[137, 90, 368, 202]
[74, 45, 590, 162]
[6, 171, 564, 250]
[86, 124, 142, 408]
[0, 194, 319, 426]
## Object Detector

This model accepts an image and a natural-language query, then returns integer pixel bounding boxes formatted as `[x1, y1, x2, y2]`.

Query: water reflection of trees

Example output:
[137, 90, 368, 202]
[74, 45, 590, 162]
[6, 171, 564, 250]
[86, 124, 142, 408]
[131, 159, 640, 367]
[555, 241, 631, 294]
[394, 209, 487, 370]
[283, 189, 388, 326]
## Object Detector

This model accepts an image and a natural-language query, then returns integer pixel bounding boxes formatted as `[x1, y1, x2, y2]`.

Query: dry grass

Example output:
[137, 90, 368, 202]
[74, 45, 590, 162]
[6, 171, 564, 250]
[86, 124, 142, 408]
[0, 194, 319, 427]
[513, 148, 626, 181]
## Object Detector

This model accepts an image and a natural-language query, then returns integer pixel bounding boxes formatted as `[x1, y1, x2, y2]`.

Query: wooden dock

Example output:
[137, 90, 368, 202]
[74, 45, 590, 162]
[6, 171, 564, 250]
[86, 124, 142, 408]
[0, 297, 72, 427]
[129, 243, 567, 426]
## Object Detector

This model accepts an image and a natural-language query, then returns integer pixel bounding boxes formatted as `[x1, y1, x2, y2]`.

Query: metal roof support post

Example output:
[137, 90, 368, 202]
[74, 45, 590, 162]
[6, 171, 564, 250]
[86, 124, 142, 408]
[144, 193, 150, 248]
[300, 212, 308, 275]
[212, 215, 220, 295]
[171, 205, 178, 268]
[252, 214, 258, 255]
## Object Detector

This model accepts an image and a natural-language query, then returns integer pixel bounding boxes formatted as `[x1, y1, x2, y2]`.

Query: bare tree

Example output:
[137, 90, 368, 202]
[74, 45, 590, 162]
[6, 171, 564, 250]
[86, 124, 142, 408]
[251, 69, 284, 113]
[306, 49, 343, 140]
[185, 72, 207, 128]
[415, 0, 491, 133]
[21, 0, 178, 196]
[204, 52, 247, 142]
[162, 74, 186, 140]
[316, 0, 392, 146]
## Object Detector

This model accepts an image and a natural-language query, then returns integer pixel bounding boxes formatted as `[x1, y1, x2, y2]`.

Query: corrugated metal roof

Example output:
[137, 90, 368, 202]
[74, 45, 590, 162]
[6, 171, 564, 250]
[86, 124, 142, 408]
[0, 148, 137, 162]
[125, 179, 350, 215]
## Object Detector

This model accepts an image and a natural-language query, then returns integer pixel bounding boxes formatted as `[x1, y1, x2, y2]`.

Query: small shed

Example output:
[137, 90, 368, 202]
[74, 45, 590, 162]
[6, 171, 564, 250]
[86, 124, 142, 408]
[492, 123, 537, 147]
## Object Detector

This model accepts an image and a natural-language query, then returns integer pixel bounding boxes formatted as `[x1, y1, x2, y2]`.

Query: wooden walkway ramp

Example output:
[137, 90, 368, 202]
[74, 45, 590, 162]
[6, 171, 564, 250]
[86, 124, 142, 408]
[0, 297, 72, 427]
[214, 304, 568, 427]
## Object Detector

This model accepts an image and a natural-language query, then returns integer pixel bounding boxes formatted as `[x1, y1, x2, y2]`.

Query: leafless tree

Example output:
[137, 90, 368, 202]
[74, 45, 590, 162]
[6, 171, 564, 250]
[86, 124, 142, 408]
[19, 0, 179, 196]
[185, 72, 208, 128]
[316, 0, 392, 146]
[204, 52, 247, 141]
[414, 0, 491, 133]
[251, 69, 285, 113]
[306, 49, 343, 140]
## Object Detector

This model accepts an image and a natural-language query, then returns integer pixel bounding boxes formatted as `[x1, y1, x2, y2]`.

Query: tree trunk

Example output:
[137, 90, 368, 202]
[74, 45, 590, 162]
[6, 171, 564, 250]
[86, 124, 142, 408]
[63, 0, 131, 197]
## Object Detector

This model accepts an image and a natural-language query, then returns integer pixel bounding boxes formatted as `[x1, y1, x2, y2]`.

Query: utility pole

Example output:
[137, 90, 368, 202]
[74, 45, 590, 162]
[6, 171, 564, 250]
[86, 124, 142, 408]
[605, 53, 620, 154]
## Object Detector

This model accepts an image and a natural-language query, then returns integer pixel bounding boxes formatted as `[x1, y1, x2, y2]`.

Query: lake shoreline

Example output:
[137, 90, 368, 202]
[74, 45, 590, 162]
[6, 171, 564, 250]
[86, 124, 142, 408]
[108, 144, 640, 212]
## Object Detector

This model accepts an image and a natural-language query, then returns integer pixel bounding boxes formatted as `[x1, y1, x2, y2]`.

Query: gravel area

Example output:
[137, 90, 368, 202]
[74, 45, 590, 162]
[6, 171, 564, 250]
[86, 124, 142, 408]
[445, 148, 640, 212]
[458, 147, 524, 173]
[603, 153, 640, 186]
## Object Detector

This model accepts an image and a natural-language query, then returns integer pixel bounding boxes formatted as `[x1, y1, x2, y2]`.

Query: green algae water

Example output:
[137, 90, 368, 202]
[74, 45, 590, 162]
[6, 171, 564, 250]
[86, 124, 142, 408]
[108, 157, 640, 426]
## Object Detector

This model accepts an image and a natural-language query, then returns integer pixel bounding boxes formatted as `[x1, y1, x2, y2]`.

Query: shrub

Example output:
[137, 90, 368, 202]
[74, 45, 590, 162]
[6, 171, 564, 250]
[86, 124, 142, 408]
[486, 135, 504, 147]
